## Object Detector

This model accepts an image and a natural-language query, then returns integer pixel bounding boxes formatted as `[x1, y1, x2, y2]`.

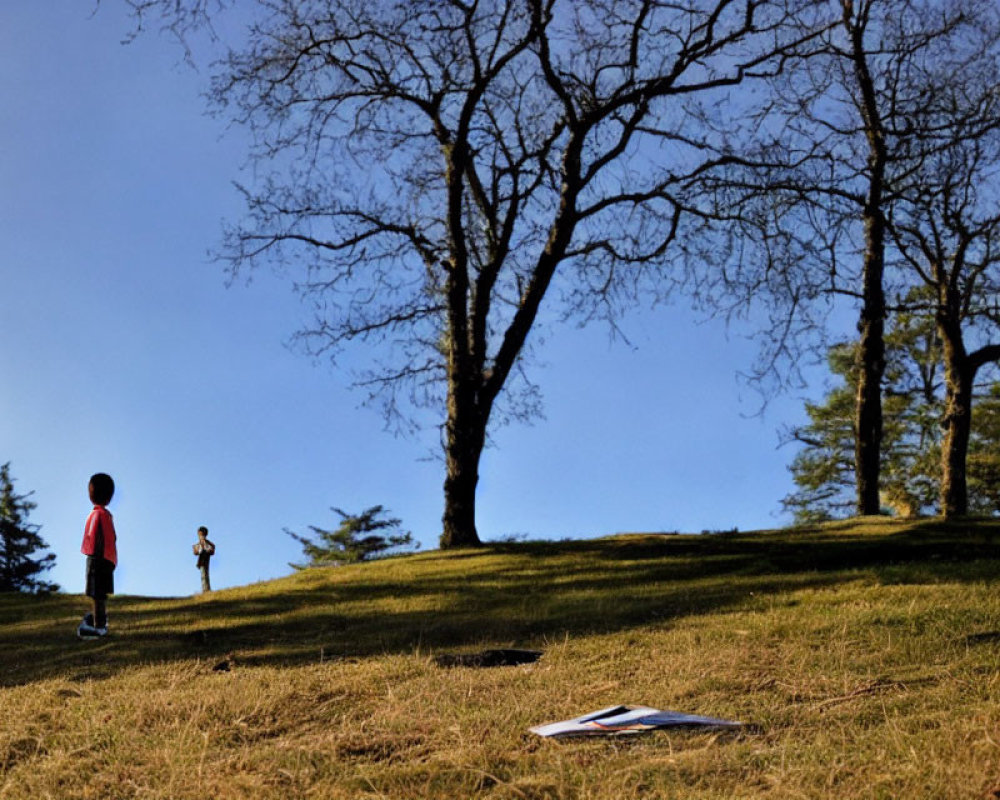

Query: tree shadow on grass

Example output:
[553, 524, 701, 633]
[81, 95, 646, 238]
[3, 518, 998, 686]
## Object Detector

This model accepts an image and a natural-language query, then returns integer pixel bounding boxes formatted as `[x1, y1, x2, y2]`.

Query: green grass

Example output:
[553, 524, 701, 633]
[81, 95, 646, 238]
[4, 517, 1000, 798]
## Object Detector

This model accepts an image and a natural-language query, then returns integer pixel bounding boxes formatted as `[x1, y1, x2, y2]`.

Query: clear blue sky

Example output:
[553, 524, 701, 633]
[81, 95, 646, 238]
[1, 4, 838, 597]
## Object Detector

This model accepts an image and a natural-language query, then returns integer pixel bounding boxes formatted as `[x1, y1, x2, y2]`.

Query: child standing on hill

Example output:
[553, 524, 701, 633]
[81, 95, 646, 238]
[192, 526, 215, 593]
[78, 472, 117, 639]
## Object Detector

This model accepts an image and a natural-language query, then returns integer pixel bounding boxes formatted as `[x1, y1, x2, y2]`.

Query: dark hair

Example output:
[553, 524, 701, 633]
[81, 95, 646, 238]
[198, 526, 208, 535]
[89, 473, 115, 505]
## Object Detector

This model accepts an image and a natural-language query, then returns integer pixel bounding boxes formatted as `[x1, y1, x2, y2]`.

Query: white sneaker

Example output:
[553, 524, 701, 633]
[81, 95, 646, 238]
[77, 623, 108, 639]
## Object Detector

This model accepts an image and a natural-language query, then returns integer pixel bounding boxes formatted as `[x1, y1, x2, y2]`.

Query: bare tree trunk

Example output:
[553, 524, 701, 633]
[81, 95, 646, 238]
[847, 2, 888, 516]
[441, 445, 484, 547]
[940, 360, 973, 517]
[853, 175, 887, 515]
[441, 379, 486, 548]
[938, 337, 1000, 517]
[938, 305, 974, 517]
[441, 230, 485, 548]
[854, 240, 885, 515]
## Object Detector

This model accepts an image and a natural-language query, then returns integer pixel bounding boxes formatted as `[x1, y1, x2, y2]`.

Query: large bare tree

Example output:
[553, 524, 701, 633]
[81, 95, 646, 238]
[886, 1, 1000, 515]
[122, 0, 814, 547]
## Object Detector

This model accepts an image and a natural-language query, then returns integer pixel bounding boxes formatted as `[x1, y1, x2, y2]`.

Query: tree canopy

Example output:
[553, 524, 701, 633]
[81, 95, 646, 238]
[123, 0, 818, 546]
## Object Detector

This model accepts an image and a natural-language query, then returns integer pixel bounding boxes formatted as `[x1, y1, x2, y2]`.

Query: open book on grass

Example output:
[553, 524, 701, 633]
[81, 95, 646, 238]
[530, 705, 743, 737]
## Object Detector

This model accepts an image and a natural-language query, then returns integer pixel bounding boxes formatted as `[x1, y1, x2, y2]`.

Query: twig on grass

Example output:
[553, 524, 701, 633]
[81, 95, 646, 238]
[813, 675, 939, 710]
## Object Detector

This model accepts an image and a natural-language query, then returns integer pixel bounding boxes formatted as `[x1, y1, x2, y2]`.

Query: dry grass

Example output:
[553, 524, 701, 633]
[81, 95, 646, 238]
[3, 517, 1000, 798]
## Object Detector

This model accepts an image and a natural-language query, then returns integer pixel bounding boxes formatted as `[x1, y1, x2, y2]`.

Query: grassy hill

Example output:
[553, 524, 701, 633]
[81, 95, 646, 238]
[3, 518, 1000, 798]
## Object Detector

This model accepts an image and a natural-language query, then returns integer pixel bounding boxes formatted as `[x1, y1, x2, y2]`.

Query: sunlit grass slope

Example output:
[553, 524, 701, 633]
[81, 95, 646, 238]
[3, 518, 1000, 798]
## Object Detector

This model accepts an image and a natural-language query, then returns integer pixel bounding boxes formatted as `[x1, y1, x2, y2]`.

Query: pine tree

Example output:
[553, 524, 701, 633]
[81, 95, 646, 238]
[782, 309, 943, 522]
[967, 385, 1000, 515]
[0, 463, 58, 593]
[783, 304, 1000, 522]
[285, 506, 417, 568]
[780, 343, 859, 523]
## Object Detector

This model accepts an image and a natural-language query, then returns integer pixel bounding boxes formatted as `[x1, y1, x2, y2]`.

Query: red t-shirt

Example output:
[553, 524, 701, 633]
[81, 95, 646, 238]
[81, 505, 118, 566]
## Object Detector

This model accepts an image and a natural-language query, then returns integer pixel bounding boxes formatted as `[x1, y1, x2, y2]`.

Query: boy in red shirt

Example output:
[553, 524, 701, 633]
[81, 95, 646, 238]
[78, 472, 117, 639]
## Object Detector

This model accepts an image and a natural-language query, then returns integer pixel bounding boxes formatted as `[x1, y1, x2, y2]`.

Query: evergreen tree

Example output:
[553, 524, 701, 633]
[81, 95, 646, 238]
[781, 343, 859, 523]
[783, 305, 1000, 522]
[783, 309, 944, 522]
[967, 385, 1000, 515]
[0, 463, 58, 593]
[285, 506, 417, 568]
[878, 305, 944, 517]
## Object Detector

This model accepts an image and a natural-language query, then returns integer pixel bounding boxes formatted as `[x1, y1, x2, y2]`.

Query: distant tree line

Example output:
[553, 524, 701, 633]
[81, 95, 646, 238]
[119, 0, 1000, 540]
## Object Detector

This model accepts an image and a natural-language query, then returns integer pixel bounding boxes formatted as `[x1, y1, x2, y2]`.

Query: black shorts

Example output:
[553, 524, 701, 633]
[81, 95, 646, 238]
[85, 556, 115, 599]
